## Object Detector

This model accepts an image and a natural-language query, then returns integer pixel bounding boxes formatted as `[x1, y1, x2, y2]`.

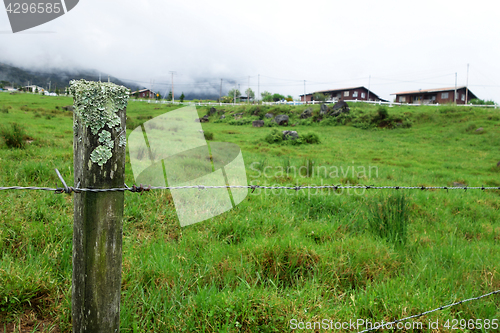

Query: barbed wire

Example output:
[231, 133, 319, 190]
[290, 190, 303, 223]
[0, 169, 496, 194]
[2, 184, 500, 194]
[1, 169, 499, 326]
[357, 288, 500, 333]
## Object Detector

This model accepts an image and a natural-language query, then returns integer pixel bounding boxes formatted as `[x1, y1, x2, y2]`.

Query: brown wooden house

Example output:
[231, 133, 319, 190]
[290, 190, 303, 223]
[131, 89, 155, 99]
[300, 86, 387, 103]
[391, 87, 478, 105]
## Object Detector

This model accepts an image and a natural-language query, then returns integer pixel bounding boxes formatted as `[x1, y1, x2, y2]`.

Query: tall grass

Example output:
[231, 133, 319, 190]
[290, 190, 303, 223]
[366, 194, 409, 246]
[0, 123, 27, 149]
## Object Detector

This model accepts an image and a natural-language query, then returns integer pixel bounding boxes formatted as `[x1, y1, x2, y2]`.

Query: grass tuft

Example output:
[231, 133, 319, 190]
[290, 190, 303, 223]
[0, 123, 28, 149]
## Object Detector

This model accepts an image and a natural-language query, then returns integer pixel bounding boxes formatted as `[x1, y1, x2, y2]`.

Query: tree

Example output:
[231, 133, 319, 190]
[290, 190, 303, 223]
[272, 93, 285, 102]
[286, 95, 293, 102]
[35, 87, 39, 94]
[313, 92, 328, 102]
[221, 96, 233, 103]
[245, 88, 255, 101]
[180, 92, 185, 102]
[134, 90, 139, 99]
[55, 88, 60, 96]
[167, 91, 172, 101]
[261, 91, 272, 102]
[228, 89, 241, 102]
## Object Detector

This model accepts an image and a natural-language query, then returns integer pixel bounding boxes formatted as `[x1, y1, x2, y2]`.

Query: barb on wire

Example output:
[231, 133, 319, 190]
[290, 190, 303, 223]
[357, 289, 500, 333]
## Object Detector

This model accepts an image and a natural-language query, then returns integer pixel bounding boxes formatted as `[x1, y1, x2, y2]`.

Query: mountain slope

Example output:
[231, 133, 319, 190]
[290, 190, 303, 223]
[0, 62, 140, 91]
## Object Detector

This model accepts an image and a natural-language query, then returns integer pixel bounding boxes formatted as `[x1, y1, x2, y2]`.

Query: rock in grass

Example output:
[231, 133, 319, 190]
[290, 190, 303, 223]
[264, 113, 274, 119]
[220, 114, 225, 119]
[209, 107, 217, 115]
[475, 127, 483, 132]
[275, 114, 289, 126]
[199, 115, 209, 123]
[320, 103, 329, 115]
[234, 113, 244, 120]
[453, 182, 466, 187]
[282, 130, 298, 140]
[300, 108, 313, 119]
[252, 120, 264, 127]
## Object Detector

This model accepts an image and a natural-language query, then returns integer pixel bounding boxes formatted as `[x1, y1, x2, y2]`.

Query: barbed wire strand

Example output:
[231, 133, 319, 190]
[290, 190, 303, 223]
[357, 289, 500, 333]
[0, 169, 498, 194]
[1, 169, 499, 326]
[1, 184, 499, 194]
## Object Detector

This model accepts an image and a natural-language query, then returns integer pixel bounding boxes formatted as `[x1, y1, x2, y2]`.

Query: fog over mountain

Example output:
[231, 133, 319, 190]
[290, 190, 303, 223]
[0, 62, 140, 92]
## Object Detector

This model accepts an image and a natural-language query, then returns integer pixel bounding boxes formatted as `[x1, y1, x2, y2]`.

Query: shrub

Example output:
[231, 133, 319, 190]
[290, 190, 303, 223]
[203, 131, 214, 141]
[228, 118, 252, 126]
[470, 98, 496, 105]
[301, 132, 320, 144]
[376, 106, 389, 121]
[465, 123, 477, 133]
[0, 123, 28, 149]
[265, 129, 283, 144]
[1, 105, 11, 113]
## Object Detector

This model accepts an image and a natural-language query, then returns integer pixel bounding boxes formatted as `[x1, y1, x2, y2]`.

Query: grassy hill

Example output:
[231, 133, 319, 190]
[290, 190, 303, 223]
[0, 92, 499, 331]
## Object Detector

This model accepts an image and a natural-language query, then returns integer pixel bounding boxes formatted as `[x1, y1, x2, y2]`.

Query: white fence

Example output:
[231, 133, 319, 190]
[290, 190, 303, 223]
[129, 98, 498, 109]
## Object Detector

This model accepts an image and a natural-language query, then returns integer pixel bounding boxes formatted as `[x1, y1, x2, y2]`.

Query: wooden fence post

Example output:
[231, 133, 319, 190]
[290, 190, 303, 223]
[71, 80, 129, 332]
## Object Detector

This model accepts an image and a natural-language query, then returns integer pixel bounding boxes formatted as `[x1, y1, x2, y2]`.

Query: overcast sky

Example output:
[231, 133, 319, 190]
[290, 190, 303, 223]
[1, 0, 499, 102]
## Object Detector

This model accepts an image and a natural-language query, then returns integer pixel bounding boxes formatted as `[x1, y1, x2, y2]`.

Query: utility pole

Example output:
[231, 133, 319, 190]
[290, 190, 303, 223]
[234, 83, 236, 105]
[465, 64, 469, 105]
[169, 71, 176, 103]
[238, 84, 240, 103]
[48, 80, 51, 93]
[108, 75, 110, 83]
[258, 74, 260, 103]
[304, 80, 306, 104]
[367, 75, 371, 101]
[99, 73, 101, 82]
[454, 72, 457, 104]
[219, 79, 222, 103]
[248, 76, 250, 104]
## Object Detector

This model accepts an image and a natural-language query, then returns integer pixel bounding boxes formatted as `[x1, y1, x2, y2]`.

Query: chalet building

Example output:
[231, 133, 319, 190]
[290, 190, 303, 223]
[131, 89, 155, 99]
[391, 87, 478, 105]
[300, 86, 387, 103]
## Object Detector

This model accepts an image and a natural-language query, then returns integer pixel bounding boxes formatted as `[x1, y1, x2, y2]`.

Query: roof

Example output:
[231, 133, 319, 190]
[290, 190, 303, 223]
[391, 86, 468, 95]
[300, 86, 387, 101]
[131, 89, 153, 94]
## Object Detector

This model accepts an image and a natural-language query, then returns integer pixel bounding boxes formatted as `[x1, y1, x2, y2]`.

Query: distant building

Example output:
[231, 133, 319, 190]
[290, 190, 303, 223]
[300, 86, 387, 103]
[24, 85, 44, 93]
[131, 89, 155, 99]
[391, 87, 478, 105]
[4, 86, 18, 92]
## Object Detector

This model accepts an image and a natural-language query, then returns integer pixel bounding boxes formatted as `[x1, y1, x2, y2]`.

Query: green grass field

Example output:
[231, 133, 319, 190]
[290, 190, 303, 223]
[0, 92, 499, 332]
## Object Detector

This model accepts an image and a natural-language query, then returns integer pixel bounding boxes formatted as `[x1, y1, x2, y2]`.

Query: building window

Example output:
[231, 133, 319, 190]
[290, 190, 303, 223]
[353, 91, 358, 98]
[399, 96, 406, 102]
[461, 94, 465, 101]
[344, 91, 349, 97]
[361, 92, 365, 99]
[441, 92, 449, 99]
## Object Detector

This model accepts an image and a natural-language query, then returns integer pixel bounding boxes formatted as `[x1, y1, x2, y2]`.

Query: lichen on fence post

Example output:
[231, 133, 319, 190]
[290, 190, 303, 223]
[71, 79, 129, 333]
